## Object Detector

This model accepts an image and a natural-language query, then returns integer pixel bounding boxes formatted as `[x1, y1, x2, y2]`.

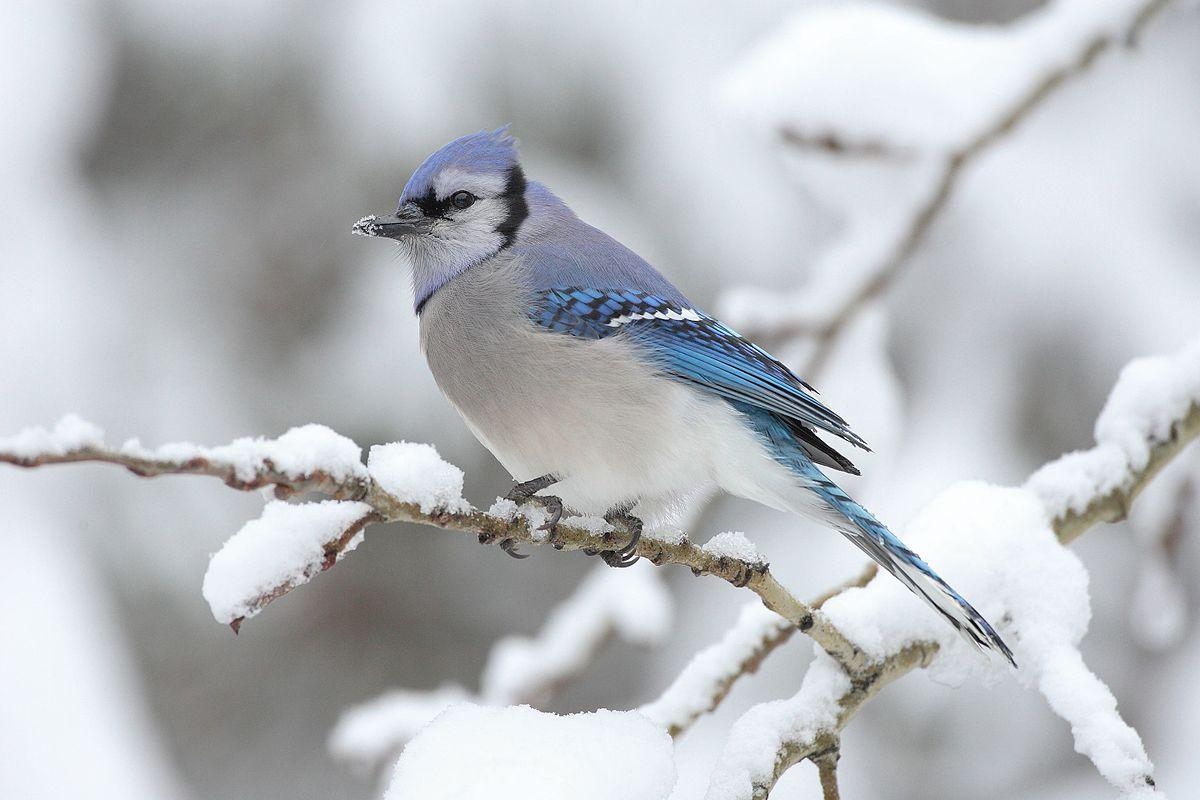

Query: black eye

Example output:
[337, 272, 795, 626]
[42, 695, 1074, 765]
[450, 191, 476, 210]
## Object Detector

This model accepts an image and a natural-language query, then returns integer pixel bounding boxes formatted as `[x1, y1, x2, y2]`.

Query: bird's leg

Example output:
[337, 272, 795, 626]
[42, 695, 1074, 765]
[500, 474, 564, 556]
[600, 504, 642, 568]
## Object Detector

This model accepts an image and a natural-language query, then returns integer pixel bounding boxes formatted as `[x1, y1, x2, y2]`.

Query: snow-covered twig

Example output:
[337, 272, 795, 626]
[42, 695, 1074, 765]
[639, 602, 792, 737]
[0, 418, 869, 672]
[706, 339, 1200, 799]
[640, 563, 879, 739]
[720, 0, 1173, 377]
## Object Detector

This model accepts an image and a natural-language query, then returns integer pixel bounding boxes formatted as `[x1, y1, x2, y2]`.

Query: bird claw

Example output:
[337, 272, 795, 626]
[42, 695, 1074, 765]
[599, 507, 642, 568]
[499, 538, 529, 559]
[503, 474, 564, 553]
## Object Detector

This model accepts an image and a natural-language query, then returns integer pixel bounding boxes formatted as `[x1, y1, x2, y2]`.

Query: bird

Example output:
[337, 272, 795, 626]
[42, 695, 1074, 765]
[353, 127, 1015, 666]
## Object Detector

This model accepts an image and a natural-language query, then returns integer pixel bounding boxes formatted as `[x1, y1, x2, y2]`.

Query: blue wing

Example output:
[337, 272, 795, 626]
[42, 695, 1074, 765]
[529, 287, 869, 452]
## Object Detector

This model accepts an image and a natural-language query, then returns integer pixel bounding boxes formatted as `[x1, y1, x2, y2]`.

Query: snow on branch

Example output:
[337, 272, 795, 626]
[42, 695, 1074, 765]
[717, 0, 1174, 373]
[703, 338, 1200, 800]
[639, 602, 792, 737]
[1030, 338, 1200, 542]
[0, 417, 869, 672]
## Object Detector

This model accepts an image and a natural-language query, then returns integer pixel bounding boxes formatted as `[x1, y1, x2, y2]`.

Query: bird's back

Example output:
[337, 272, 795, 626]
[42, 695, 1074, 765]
[509, 182, 691, 305]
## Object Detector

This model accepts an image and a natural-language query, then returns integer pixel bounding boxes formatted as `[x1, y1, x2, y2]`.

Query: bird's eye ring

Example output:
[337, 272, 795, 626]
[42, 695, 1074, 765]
[450, 191, 476, 210]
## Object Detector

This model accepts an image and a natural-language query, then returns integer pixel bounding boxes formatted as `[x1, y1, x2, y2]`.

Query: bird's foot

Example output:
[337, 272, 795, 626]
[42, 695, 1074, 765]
[502, 474, 564, 556]
[599, 506, 642, 568]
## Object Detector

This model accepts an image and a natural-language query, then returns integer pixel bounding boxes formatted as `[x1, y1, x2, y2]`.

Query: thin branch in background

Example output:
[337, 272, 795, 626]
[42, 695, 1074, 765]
[724, 0, 1174, 380]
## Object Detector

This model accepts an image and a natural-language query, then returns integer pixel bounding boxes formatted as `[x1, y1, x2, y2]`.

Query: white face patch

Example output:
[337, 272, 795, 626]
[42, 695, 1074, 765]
[605, 308, 703, 328]
[431, 167, 507, 200]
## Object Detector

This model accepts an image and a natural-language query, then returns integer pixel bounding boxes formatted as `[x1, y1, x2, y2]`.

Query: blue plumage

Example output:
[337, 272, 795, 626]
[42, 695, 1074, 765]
[529, 287, 867, 450]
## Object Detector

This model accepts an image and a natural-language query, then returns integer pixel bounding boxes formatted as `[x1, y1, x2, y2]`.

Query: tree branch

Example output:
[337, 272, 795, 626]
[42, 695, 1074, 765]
[0, 426, 869, 672]
[734, 0, 1173, 380]
[811, 738, 842, 800]
[1053, 401, 1200, 545]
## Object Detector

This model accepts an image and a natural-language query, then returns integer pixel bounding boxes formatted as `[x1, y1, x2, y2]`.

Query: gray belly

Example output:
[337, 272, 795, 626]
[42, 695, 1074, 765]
[417, 257, 735, 514]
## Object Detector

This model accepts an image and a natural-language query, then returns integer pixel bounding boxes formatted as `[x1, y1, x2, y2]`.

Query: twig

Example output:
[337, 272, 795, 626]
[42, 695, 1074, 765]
[744, 0, 1173, 379]
[811, 738, 842, 800]
[1054, 402, 1200, 544]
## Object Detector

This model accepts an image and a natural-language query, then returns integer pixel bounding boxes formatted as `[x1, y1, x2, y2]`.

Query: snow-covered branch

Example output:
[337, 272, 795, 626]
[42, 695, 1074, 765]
[0, 417, 868, 671]
[718, 0, 1174, 375]
[703, 339, 1200, 799]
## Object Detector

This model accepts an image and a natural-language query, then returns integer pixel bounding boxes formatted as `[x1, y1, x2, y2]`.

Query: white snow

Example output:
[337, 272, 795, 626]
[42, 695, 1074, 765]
[367, 441, 470, 514]
[1028, 338, 1200, 521]
[481, 563, 672, 705]
[486, 497, 519, 520]
[202, 499, 373, 625]
[120, 423, 369, 483]
[700, 531, 763, 564]
[640, 602, 789, 732]
[329, 685, 471, 774]
[644, 526, 688, 547]
[704, 650, 850, 800]
[383, 704, 676, 800]
[0, 413, 105, 458]
[719, 0, 1157, 154]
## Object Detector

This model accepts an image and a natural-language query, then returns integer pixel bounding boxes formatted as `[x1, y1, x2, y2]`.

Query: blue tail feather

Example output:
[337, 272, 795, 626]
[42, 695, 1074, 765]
[738, 404, 1016, 667]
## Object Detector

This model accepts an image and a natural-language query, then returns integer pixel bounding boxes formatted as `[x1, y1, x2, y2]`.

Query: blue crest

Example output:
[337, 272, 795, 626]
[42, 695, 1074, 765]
[401, 126, 520, 203]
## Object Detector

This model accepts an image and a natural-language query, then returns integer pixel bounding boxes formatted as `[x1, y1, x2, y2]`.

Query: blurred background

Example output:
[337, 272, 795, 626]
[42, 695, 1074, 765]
[2, 0, 1198, 798]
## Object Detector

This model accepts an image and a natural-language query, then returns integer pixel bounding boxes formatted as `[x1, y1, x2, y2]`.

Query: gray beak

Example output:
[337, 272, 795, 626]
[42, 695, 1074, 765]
[352, 204, 425, 239]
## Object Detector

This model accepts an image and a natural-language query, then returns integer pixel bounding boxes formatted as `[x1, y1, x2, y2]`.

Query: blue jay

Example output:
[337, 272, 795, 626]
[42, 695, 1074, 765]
[354, 128, 1014, 665]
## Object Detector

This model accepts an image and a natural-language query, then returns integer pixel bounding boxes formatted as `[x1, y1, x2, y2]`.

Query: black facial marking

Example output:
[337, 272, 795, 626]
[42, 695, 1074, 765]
[496, 164, 528, 249]
[412, 187, 452, 219]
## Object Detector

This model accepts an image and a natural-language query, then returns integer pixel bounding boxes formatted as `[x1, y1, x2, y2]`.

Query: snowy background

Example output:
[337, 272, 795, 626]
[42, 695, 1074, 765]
[2, 1, 1199, 799]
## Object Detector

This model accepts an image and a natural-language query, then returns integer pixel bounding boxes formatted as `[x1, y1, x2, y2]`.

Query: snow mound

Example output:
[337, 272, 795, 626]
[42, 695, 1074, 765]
[368, 442, 470, 513]
[0, 413, 105, 457]
[701, 532, 763, 563]
[385, 704, 676, 800]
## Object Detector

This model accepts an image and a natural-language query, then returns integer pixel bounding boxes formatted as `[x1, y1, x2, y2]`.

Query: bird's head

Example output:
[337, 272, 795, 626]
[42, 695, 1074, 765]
[354, 127, 530, 308]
